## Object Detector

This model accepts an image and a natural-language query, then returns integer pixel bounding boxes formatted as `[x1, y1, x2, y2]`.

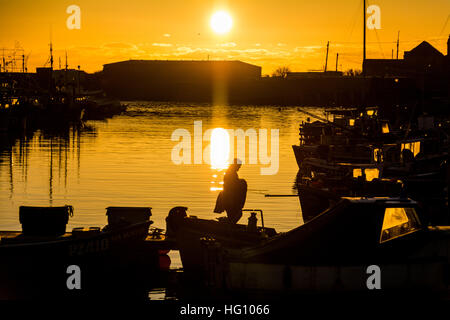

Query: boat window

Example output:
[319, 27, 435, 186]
[373, 148, 383, 162]
[352, 168, 361, 178]
[380, 207, 421, 243]
[401, 141, 420, 157]
[365, 168, 379, 181]
[349, 119, 355, 126]
[381, 122, 390, 134]
[353, 168, 379, 181]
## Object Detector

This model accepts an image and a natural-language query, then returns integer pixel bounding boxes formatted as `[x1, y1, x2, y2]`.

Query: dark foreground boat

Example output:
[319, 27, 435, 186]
[0, 205, 154, 299]
[201, 197, 450, 296]
[165, 206, 276, 276]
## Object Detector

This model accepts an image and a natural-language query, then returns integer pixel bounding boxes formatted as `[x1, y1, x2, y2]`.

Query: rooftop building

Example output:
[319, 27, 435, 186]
[101, 60, 261, 102]
[363, 35, 450, 77]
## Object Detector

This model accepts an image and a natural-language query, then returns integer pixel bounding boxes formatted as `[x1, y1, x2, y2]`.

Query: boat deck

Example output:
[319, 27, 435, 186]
[0, 230, 178, 250]
[143, 232, 178, 251]
[0, 231, 72, 244]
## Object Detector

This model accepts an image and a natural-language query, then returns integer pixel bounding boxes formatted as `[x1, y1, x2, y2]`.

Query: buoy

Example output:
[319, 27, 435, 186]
[159, 254, 171, 270]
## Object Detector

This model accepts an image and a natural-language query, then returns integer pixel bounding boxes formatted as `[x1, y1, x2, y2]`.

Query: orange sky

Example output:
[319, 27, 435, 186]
[0, 0, 449, 74]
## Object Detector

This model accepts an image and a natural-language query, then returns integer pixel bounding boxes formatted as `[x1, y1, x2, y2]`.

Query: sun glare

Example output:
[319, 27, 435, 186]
[210, 128, 230, 170]
[210, 11, 233, 35]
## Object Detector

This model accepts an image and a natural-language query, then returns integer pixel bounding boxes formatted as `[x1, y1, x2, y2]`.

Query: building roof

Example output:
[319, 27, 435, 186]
[404, 41, 444, 59]
[103, 59, 260, 69]
[363, 39, 449, 76]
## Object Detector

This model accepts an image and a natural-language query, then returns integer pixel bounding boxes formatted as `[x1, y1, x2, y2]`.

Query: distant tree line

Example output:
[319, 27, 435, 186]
[344, 69, 362, 77]
[271, 66, 362, 78]
[271, 66, 291, 78]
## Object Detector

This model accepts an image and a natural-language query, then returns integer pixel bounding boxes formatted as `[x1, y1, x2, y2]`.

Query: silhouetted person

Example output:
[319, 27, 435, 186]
[214, 159, 247, 224]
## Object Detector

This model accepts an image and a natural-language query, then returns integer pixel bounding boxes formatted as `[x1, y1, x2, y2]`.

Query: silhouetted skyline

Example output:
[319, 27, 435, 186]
[0, 0, 449, 74]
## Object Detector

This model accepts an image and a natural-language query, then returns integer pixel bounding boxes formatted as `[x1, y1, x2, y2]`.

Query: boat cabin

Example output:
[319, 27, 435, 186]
[234, 197, 426, 265]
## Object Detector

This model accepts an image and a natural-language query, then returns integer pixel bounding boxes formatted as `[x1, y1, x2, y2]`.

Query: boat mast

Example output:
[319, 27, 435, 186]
[363, 0, 366, 72]
[50, 43, 53, 70]
[49, 26, 53, 70]
[324, 41, 329, 72]
[396, 31, 400, 59]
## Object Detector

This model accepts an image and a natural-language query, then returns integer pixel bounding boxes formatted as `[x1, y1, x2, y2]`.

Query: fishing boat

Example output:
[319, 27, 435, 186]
[293, 107, 449, 223]
[165, 206, 276, 276]
[201, 197, 450, 296]
[0, 205, 154, 299]
[0, 206, 152, 259]
[295, 158, 403, 222]
[81, 90, 126, 120]
[292, 107, 393, 168]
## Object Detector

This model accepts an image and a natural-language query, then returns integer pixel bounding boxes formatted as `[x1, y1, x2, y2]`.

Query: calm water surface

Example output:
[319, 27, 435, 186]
[0, 102, 322, 279]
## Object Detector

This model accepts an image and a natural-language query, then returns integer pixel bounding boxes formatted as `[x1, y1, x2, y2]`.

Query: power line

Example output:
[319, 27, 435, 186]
[334, 37, 448, 45]
[439, 14, 449, 35]
[346, 0, 363, 43]
[373, 29, 385, 59]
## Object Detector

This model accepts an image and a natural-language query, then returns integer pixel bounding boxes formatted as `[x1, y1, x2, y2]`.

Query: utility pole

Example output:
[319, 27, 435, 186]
[335, 53, 339, 72]
[324, 41, 329, 72]
[50, 41, 53, 70]
[396, 31, 400, 60]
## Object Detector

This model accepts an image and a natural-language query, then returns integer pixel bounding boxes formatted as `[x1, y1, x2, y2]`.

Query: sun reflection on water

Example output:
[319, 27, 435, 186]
[209, 128, 231, 191]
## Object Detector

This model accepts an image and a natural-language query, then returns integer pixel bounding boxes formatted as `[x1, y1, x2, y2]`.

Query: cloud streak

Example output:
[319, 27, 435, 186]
[152, 43, 173, 47]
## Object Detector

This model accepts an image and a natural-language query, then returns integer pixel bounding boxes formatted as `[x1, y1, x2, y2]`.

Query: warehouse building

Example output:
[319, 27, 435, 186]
[101, 60, 261, 103]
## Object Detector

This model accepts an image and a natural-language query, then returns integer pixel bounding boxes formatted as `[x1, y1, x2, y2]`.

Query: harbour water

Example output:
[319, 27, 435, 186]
[0, 102, 322, 298]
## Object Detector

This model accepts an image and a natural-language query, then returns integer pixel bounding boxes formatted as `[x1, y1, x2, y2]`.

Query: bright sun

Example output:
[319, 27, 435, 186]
[210, 11, 233, 34]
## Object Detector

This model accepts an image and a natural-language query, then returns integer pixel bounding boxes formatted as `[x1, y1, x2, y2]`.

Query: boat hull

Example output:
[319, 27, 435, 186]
[200, 200, 450, 296]
[0, 221, 152, 299]
[214, 261, 450, 296]
[297, 185, 341, 223]
[166, 215, 276, 277]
